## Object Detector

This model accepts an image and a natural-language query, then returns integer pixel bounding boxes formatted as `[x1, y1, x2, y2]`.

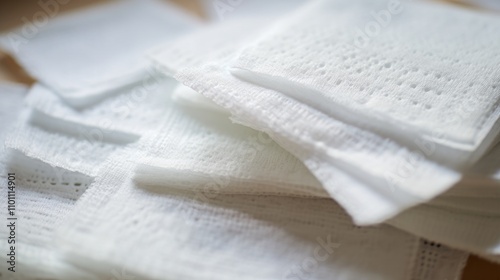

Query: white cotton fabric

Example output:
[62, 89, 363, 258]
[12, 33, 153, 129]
[134, 81, 327, 198]
[180, 61, 499, 236]
[135, 109, 500, 215]
[153, 38, 500, 260]
[143, 19, 334, 197]
[442, 143, 500, 198]
[176, 60, 456, 225]
[149, 13, 500, 198]
[5, 108, 132, 177]
[231, 0, 500, 167]
[6, 75, 177, 177]
[149, 11, 500, 258]
[176, 0, 500, 225]
[0, 152, 96, 280]
[148, 18, 270, 114]
[26, 76, 177, 137]
[391, 145, 500, 260]
[171, 84, 228, 115]
[55, 114, 468, 280]
[389, 204, 500, 260]
[0, 3, 494, 278]
[0, 0, 198, 108]
[148, 18, 270, 77]
[0, 84, 95, 279]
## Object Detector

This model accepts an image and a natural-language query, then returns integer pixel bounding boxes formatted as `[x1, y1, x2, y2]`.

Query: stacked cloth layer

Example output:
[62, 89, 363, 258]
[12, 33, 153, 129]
[1, 0, 500, 278]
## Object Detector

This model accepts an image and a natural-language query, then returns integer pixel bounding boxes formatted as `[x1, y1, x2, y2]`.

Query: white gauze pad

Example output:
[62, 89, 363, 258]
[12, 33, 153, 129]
[177, 59, 500, 256]
[133, 80, 327, 198]
[26, 75, 177, 137]
[0, 0, 198, 108]
[55, 118, 468, 280]
[6, 75, 177, 177]
[177, 59, 459, 225]
[0, 152, 96, 280]
[178, 0, 500, 224]
[0, 84, 95, 279]
[148, 18, 272, 111]
[142, 19, 331, 197]
[231, 0, 500, 167]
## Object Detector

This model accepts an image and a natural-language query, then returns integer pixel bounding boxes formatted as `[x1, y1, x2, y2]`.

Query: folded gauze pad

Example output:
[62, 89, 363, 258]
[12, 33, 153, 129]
[178, 0, 500, 224]
[0, 0, 198, 108]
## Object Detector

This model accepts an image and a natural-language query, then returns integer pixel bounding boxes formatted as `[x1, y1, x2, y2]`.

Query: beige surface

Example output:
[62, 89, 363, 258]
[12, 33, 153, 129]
[1, 1, 500, 279]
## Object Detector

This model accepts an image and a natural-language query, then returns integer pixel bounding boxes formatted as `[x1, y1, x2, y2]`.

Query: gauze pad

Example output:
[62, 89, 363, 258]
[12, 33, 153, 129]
[143, 60, 500, 257]
[55, 118, 468, 280]
[0, 85, 94, 279]
[177, 0, 500, 225]
[147, 14, 500, 259]
[0, 152, 95, 280]
[5, 108, 135, 177]
[148, 18, 270, 77]
[177, 60, 459, 225]
[148, 18, 270, 115]
[143, 18, 332, 197]
[7, 75, 177, 177]
[0, 0, 198, 108]
[26, 75, 176, 137]
[175, 59, 500, 257]
[231, 0, 500, 167]
[151, 12, 499, 200]
[133, 80, 327, 198]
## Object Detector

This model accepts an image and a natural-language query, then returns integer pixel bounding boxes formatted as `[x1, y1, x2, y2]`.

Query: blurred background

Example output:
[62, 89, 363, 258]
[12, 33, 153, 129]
[1, 0, 499, 279]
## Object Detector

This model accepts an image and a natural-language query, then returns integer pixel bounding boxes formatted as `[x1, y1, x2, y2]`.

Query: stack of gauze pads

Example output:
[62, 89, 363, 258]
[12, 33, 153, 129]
[166, 0, 500, 261]
[0, 0, 498, 279]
